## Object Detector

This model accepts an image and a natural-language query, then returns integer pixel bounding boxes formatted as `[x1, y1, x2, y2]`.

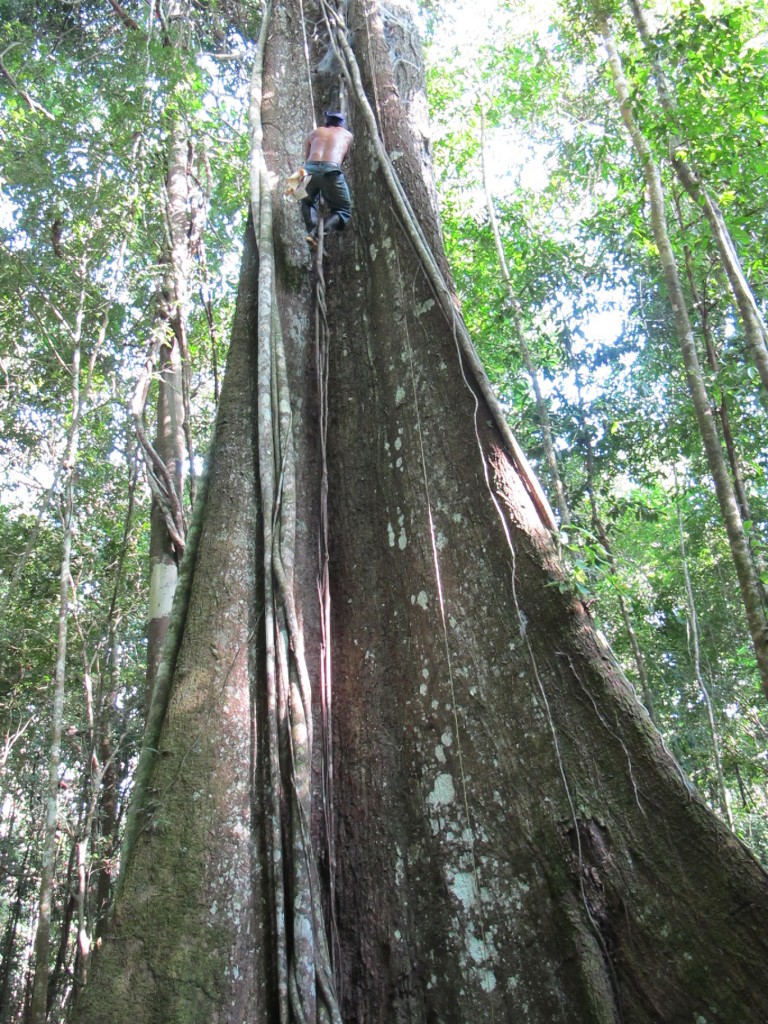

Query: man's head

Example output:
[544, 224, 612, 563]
[325, 111, 346, 128]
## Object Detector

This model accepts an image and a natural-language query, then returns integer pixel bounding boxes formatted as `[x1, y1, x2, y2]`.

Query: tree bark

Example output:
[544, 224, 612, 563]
[682, 245, 753, 523]
[29, 271, 88, 1024]
[671, 193, 766, 579]
[75, 3, 768, 1023]
[75, 214, 265, 1024]
[144, 331, 185, 711]
[144, 132, 193, 714]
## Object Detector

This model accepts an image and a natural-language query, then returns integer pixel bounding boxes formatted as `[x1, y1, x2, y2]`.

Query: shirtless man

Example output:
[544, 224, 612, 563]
[301, 112, 353, 245]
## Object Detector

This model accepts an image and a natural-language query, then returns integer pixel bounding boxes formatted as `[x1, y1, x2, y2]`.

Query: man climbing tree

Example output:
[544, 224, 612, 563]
[74, 2, 768, 1022]
[301, 111, 353, 245]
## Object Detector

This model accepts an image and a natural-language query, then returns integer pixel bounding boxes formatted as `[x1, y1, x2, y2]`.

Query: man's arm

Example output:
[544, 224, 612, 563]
[340, 128, 353, 164]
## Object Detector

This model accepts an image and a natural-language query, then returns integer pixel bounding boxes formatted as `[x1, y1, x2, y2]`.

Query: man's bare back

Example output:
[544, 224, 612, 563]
[300, 116, 354, 241]
[305, 125, 353, 165]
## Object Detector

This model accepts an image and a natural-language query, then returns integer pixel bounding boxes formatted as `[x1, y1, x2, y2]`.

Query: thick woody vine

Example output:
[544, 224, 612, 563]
[249, 5, 342, 1022]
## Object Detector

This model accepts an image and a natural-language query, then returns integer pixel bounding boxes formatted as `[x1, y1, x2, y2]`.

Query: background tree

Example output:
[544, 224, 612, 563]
[0, 0, 248, 1014]
[2, 0, 768, 1021]
[428, 0, 768, 860]
[74, 2, 768, 1022]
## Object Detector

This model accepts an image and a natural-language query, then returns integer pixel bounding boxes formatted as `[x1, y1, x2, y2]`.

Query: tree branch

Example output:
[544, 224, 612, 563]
[0, 51, 55, 121]
[106, 0, 141, 32]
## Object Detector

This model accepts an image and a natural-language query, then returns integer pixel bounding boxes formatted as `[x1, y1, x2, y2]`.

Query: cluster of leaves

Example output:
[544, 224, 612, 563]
[0, 0, 254, 1015]
[2, 0, 768, 1018]
[427, 0, 768, 861]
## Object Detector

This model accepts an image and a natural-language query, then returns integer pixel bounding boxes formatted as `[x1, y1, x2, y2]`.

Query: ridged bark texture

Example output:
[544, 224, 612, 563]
[75, 225, 265, 1023]
[75, 3, 768, 1023]
[322, 4, 768, 1020]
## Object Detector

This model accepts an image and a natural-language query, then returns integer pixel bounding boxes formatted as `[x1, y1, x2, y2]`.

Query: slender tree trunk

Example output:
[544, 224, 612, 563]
[1, 234, 127, 626]
[29, 269, 88, 1024]
[478, 108, 571, 527]
[199, 238, 221, 404]
[600, 17, 768, 699]
[29, 482, 75, 1024]
[26, 247, 126, 1019]
[165, 131, 198, 506]
[76, 4, 768, 1023]
[144, 328, 185, 713]
[561, 325, 657, 722]
[697, 291, 754, 524]
[48, 855, 76, 1016]
[627, 0, 768, 398]
[673, 472, 733, 827]
[92, 739, 118, 943]
[672, 192, 755, 527]
[144, 133, 193, 714]
[0, 850, 28, 1024]
[94, 454, 140, 941]
[68, 732, 97, 1001]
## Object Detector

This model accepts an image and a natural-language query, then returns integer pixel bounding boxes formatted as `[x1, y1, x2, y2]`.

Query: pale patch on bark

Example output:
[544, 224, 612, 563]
[428, 772, 456, 806]
[147, 560, 178, 621]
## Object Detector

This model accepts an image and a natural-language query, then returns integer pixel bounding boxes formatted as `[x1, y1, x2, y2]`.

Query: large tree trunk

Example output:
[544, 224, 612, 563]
[76, 3, 768, 1023]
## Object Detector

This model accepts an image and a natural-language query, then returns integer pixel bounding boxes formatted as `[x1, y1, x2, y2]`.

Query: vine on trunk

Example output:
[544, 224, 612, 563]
[249, 6, 342, 1021]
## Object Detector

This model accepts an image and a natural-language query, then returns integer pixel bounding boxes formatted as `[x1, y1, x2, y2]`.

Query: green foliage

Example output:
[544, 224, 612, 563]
[428, 0, 768, 865]
[2, 0, 768, 1017]
[0, 0, 250, 1013]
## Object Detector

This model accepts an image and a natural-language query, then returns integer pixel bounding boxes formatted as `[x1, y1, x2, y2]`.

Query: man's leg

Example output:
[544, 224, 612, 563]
[323, 212, 343, 233]
[301, 190, 320, 237]
[321, 171, 352, 231]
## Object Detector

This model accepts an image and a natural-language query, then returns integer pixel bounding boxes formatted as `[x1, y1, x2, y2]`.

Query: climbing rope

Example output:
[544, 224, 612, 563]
[312, 218, 343, 989]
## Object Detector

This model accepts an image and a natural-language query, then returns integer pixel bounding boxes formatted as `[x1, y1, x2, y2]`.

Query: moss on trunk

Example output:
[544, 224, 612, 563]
[76, 3, 768, 1022]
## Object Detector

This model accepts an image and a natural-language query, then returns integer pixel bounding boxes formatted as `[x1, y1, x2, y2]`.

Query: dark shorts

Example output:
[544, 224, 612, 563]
[301, 161, 352, 227]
